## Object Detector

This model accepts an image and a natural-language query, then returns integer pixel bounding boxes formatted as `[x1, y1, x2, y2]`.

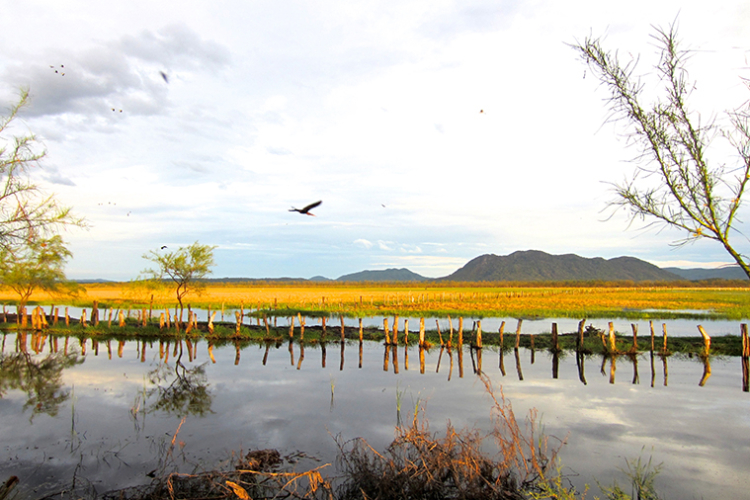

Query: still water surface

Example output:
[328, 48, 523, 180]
[1, 331, 749, 499]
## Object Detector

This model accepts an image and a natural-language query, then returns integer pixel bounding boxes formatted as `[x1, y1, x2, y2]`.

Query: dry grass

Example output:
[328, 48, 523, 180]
[334, 375, 569, 500]
[4, 281, 749, 319]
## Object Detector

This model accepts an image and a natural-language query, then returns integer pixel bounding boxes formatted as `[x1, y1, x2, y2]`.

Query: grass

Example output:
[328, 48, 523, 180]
[3, 281, 750, 320]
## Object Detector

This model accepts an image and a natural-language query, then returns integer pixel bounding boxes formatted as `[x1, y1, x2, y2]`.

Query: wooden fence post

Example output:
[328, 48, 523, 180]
[649, 321, 655, 353]
[576, 319, 585, 351]
[475, 320, 482, 348]
[419, 317, 425, 346]
[208, 311, 216, 335]
[608, 322, 616, 353]
[383, 318, 390, 344]
[551, 323, 559, 351]
[697, 325, 711, 357]
[514, 319, 522, 349]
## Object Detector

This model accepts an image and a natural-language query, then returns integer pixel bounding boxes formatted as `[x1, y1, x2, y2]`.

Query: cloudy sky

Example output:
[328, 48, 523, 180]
[1, 0, 749, 280]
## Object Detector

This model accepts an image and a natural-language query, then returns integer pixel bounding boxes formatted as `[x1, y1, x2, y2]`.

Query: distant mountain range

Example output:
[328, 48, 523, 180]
[336, 268, 428, 282]
[329, 250, 748, 283]
[663, 265, 748, 281]
[441, 250, 682, 282]
[111, 250, 747, 284]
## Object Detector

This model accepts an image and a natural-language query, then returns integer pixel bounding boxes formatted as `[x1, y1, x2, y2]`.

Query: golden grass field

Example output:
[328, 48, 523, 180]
[1, 281, 748, 319]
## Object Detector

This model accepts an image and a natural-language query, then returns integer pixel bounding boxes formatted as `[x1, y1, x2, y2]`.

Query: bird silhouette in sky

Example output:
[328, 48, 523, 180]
[160, 71, 169, 83]
[161, 245, 168, 250]
[289, 200, 322, 216]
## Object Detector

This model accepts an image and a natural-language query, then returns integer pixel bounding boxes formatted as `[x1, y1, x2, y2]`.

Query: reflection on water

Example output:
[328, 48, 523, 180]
[0, 331, 749, 499]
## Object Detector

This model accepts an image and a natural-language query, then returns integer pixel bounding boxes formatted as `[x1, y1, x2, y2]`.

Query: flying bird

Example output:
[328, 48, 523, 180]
[161, 246, 168, 250]
[160, 71, 169, 83]
[289, 200, 322, 216]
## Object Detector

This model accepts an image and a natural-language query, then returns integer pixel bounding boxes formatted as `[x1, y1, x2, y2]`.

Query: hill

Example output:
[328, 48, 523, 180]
[663, 266, 748, 281]
[441, 250, 684, 282]
[337, 268, 428, 282]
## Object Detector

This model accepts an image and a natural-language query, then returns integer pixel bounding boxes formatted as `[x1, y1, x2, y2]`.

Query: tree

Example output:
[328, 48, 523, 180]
[573, 23, 750, 278]
[0, 234, 76, 323]
[0, 89, 84, 255]
[142, 241, 217, 322]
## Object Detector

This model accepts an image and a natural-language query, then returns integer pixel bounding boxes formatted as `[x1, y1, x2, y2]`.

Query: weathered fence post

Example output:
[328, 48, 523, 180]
[551, 323, 559, 352]
[697, 325, 711, 357]
[91, 301, 99, 326]
[475, 320, 482, 348]
[340, 315, 345, 342]
[404, 319, 409, 345]
[383, 318, 390, 344]
[298, 313, 305, 341]
[419, 317, 425, 346]
[208, 311, 216, 335]
[631, 323, 638, 352]
[499, 321, 505, 349]
[649, 321, 655, 353]
[458, 317, 464, 346]
[358, 318, 363, 342]
[608, 322, 616, 353]
[514, 318, 522, 349]
[662, 323, 668, 353]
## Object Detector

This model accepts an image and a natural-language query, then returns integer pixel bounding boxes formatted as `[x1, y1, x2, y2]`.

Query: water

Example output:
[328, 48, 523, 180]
[1, 331, 749, 499]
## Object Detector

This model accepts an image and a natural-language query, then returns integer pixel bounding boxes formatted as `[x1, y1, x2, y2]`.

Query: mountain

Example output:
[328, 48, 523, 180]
[337, 268, 428, 282]
[663, 266, 748, 281]
[441, 250, 684, 282]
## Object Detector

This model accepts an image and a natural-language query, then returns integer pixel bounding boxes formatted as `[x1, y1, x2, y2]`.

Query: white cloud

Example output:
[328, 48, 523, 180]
[353, 239, 373, 249]
[1, 0, 748, 279]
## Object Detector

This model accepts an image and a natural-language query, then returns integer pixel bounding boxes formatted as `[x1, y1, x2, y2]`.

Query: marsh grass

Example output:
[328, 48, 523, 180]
[6, 281, 750, 320]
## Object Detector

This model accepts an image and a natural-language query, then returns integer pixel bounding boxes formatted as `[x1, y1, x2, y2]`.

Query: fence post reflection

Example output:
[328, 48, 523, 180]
[576, 351, 587, 385]
[514, 348, 523, 381]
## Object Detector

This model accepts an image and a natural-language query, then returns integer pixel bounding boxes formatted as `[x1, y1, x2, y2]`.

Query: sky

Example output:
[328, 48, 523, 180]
[1, 0, 749, 281]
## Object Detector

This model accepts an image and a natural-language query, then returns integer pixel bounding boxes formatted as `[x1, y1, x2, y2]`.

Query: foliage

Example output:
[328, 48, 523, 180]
[597, 452, 663, 500]
[0, 348, 83, 420]
[0, 234, 77, 312]
[573, 23, 750, 278]
[147, 360, 213, 417]
[0, 89, 84, 255]
[142, 241, 217, 318]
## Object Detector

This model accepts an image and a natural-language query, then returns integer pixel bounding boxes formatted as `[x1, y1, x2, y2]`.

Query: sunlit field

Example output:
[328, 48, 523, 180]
[2, 281, 749, 320]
